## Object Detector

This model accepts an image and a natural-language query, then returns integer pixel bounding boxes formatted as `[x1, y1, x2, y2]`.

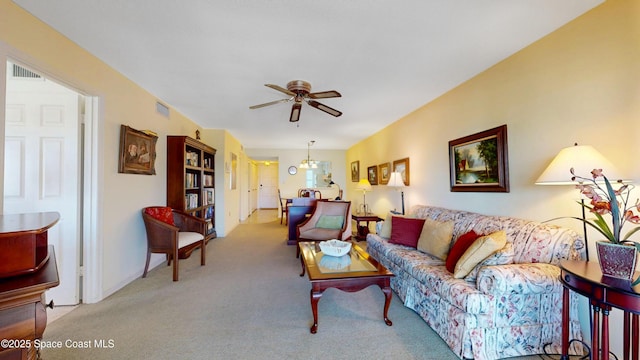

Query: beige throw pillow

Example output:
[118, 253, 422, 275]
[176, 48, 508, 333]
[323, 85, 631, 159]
[453, 230, 507, 279]
[416, 219, 454, 260]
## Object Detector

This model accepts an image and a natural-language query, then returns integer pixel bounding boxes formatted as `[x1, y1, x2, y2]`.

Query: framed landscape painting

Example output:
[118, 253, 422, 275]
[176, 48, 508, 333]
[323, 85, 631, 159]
[448, 124, 509, 192]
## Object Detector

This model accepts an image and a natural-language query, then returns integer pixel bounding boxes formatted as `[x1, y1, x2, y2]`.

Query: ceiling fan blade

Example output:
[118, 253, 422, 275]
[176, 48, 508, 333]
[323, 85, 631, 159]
[308, 90, 341, 99]
[289, 103, 302, 122]
[307, 100, 342, 117]
[249, 97, 292, 109]
[265, 84, 296, 96]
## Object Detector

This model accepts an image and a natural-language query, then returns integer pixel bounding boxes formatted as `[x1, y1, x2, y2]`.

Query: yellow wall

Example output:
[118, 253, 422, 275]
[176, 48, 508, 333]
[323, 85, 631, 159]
[346, 0, 639, 352]
[0, 1, 214, 300]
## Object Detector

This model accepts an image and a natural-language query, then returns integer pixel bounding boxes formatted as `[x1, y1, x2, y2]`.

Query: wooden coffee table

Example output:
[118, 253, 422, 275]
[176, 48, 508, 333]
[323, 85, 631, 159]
[298, 241, 394, 333]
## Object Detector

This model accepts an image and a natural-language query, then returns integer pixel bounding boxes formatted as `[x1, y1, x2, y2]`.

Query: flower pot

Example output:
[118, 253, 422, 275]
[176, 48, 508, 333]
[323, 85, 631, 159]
[596, 241, 638, 280]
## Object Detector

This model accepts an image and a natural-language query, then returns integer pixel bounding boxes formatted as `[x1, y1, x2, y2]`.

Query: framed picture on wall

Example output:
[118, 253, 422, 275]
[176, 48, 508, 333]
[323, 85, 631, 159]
[448, 124, 509, 192]
[367, 165, 378, 185]
[118, 125, 158, 175]
[393, 158, 410, 186]
[351, 161, 360, 182]
[378, 162, 390, 185]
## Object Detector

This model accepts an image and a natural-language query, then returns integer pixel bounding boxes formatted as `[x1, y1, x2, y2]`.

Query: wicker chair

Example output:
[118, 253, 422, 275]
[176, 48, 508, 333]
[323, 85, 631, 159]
[141, 206, 207, 281]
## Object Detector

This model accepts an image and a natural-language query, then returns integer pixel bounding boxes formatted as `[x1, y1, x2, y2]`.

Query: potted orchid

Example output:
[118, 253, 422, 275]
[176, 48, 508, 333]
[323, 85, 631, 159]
[570, 168, 640, 280]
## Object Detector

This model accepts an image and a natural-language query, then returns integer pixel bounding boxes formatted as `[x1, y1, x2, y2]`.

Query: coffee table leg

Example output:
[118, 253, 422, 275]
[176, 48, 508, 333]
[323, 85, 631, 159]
[310, 289, 322, 334]
[381, 285, 393, 326]
[299, 255, 305, 277]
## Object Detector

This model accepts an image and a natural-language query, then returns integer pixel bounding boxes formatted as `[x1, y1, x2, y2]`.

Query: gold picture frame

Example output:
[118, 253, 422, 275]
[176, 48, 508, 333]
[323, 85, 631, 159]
[118, 125, 158, 175]
[351, 160, 360, 182]
[393, 158, 410, 186]
[378, 163, 391, 185]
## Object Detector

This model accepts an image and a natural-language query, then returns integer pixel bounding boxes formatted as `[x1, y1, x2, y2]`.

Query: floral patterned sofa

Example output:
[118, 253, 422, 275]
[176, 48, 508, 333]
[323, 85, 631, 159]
[366, 205, 586, 360]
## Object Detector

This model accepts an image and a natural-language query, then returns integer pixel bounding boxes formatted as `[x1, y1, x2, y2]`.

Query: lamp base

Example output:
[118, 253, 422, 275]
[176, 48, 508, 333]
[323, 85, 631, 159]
[359, 204, 370, 215]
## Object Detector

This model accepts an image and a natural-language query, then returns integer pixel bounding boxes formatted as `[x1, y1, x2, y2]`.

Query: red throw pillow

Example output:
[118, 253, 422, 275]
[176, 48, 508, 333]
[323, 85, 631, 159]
[144, 207, 175, 225]
[445, 230, 480, 273]
[389, 217, 425, 248]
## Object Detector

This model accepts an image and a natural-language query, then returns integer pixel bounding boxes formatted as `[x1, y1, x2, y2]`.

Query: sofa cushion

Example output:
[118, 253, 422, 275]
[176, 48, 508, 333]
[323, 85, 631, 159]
[316, 215, 344, 229]
[464, 242, 515, 283]
[144, 206, 175, 226]
[445, 230, 480, 273]
[390, 216, 425, 248]
[454, 230, 506, 279]
[417, 219, 454, 260]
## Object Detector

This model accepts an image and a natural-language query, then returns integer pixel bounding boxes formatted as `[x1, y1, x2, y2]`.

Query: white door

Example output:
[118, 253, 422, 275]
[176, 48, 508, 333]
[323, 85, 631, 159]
[258, 163, 278, 209]
[4, 62, 80, 305]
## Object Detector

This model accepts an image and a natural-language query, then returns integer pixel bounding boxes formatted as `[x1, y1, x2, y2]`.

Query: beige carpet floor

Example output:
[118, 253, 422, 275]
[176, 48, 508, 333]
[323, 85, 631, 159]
[41, 210, 554, 360]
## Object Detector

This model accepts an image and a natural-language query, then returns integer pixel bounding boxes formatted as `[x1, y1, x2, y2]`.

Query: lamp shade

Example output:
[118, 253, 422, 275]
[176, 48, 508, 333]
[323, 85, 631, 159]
[387, 172, 406, 188]
[535, 144, 627, 185]
[356, 179, 372, 192]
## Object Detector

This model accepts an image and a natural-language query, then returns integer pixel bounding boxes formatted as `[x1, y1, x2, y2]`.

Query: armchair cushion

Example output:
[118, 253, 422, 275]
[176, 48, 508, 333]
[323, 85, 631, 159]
[144, 206, 175, 226]
[316, 215, 344, 229]
[178, 231, 205, 248]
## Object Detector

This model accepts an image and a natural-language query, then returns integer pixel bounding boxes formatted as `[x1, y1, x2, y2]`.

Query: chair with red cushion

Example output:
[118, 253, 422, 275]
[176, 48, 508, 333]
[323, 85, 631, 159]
[141, 206, 207, 281]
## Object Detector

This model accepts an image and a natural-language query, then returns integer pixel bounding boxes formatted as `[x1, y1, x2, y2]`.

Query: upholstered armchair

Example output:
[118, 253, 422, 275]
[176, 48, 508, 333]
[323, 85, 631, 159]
[296, 200, 352, 257]
[141, 206, 207, 281]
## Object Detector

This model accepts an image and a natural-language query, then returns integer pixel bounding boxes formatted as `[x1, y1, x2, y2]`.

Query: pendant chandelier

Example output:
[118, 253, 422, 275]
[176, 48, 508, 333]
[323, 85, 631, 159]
[299, 140, 317, 169]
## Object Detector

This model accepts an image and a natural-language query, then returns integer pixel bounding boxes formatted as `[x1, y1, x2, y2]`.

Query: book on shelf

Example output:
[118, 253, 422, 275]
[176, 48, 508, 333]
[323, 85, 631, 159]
[185, 173, 198, 188]
[204, 206, 214, 219]
[186, 152, 199, 166]
[185, 193, 199, 210]
[203, 174, 213, 187]
[202, 188, 215, 205]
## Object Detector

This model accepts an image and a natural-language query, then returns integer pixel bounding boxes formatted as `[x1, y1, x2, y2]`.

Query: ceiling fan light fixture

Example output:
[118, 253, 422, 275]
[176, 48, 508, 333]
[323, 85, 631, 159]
[250, 80, 342, 122]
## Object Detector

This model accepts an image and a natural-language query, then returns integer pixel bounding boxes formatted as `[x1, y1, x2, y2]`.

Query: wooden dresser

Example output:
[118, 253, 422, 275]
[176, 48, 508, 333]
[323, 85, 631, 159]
[0, 212, 60, 360]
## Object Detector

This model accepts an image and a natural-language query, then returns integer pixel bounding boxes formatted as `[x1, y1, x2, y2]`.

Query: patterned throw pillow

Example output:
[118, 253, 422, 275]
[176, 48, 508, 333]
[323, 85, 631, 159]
[144, 207, 175, 225]
[389, 216, 426, 248]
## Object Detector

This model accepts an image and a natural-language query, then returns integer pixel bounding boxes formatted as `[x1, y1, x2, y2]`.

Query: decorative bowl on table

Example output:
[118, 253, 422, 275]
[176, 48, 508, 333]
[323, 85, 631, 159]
[319, 239, 352, 257]
[319, 253, 351, 270]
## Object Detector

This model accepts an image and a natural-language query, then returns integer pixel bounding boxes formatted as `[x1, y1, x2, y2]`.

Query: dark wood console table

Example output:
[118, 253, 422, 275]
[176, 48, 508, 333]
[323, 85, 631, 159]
[0, 246, 59, 360]
[351, 213, 383, 241]
[560, 260, 640, 360]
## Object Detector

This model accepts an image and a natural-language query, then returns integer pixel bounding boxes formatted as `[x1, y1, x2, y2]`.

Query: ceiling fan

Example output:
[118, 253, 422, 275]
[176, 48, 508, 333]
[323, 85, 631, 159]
[249, 80, 342, 122]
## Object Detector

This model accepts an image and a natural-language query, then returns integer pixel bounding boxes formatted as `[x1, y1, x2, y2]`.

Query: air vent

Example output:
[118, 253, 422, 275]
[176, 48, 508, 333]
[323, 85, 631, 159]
[12, 64, 41, 79]
[156, 101, 170, 118]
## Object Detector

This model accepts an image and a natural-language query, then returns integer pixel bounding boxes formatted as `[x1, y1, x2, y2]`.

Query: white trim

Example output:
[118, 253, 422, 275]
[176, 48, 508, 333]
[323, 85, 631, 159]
[0, 40, 103, 303]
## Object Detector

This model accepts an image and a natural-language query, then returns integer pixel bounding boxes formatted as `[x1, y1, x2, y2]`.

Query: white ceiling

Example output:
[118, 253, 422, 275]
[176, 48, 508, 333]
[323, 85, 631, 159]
[13, 0, 603, 150]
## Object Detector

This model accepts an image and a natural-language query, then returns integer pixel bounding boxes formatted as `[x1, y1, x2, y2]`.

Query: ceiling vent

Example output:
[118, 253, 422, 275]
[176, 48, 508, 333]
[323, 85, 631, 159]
[12, 64, 41, 79]
[156, 101, 170, 118]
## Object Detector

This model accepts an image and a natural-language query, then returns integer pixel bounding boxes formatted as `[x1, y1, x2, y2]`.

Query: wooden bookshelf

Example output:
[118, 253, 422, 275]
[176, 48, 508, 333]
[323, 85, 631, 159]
[167, 136, 217, 241]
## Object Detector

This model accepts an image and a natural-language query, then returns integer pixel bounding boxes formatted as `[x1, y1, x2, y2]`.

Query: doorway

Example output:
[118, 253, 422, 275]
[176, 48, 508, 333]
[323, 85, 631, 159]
[3, 60, 83, 305]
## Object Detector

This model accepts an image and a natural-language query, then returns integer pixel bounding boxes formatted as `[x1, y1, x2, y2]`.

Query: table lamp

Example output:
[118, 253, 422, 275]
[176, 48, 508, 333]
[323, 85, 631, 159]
[356, 179, 372, 214]
[387, 172, 406, 215]
[536, 143, 627, 261]
[328, 180, 342, 200]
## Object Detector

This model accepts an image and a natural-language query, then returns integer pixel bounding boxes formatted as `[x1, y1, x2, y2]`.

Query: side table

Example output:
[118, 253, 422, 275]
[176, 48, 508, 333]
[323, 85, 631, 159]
[560, 260, 640, 360]
[351, 213, 382, 241]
